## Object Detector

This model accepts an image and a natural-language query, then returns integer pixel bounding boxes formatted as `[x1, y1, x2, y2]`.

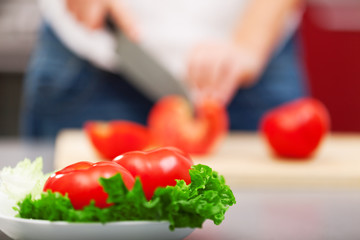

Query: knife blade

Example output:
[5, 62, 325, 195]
[113, 32, 192, 103]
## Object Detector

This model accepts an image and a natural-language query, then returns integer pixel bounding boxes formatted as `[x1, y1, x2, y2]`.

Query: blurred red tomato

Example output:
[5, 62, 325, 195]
[148, 95, 228, 155]
[260, 98, 330, 159]
[43, 161, 135, 209]
[113, 147, 193, 200]
[84, 121, 151, 160]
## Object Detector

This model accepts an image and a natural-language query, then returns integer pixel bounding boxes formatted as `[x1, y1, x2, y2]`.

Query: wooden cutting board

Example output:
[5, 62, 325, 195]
[54, 129, 360, 189]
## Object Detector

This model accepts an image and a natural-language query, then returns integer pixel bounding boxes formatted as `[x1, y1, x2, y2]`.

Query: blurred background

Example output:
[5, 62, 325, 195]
[0, 0, 40, 136]
[0, 0, 360, 137]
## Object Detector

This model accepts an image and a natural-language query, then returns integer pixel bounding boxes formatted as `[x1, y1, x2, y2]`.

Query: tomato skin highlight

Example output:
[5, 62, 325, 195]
[113, 147, 194, 200]
[84, 121, 151, 160]
[148, 95, 228, 155]
[260, 98, 330, 159]
[43, 161, 135, 209]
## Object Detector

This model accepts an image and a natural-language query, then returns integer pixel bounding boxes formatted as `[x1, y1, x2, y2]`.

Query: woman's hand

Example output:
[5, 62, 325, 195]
[187, 0, 302, 106]
[186, 42, 261, 106]
[65, 0, 138, 40]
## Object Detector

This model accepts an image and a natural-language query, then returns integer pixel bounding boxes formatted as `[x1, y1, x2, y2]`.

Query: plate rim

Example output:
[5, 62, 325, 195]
[0, 213, 173, 226]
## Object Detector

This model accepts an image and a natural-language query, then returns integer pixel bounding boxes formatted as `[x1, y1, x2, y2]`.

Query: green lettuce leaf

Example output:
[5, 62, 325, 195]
[16, 164, 236, 230]
[153, 164, 236, 229]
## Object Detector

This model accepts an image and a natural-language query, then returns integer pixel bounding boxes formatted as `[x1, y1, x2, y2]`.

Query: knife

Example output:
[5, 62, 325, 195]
[110, 28, 191, 103]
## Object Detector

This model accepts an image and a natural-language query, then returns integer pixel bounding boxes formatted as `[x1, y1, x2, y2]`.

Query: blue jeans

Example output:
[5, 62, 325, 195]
[21, 24, 307, 139]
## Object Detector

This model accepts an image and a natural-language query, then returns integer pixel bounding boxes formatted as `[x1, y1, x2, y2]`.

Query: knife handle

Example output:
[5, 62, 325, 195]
[105, 16, 118, 33]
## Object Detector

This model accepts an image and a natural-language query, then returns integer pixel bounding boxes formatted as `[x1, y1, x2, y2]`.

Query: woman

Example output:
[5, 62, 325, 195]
[21, 0, 307, 138]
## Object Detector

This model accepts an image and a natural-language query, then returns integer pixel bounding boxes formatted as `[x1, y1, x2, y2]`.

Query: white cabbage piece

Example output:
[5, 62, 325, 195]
[0, 158, 50, 217]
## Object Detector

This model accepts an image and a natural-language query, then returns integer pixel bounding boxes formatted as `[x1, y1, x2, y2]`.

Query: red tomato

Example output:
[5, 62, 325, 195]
[148, 95, 228, 155]
[113, 147, 194, 200]
[84, 121, 151, 160]
[43, 161, 135, 209]
[260, 98, 330, 159]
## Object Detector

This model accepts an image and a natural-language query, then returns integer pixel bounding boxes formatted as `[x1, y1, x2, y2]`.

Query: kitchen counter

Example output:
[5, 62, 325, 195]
[1, 133, 360, 240]
[55, 130, 360, 190]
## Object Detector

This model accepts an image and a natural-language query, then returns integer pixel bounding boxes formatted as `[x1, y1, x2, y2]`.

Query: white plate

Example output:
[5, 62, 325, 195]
[0, 214, 194, 240]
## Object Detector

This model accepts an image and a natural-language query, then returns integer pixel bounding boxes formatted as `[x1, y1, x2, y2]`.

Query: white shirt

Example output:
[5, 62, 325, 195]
[39, 0, 300, 80]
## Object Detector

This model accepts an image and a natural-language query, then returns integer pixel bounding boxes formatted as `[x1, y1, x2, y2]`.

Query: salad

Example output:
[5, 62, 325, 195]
[0, 147, 236, 231]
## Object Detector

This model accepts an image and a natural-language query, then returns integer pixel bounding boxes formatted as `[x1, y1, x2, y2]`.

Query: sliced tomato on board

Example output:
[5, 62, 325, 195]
[148, 95, 228, 155]
[84, 121, 151, 160]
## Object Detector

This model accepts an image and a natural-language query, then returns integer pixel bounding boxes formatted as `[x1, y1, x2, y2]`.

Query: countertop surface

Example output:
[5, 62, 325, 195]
[55, 130, 360, 189]
[1, 134, 360, 240]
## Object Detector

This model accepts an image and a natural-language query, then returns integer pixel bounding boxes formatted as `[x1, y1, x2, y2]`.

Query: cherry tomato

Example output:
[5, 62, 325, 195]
[113, 147, 194, 200]
[148, 95, 228, 155]
[43, 161, 135, 209]
[260, 98, 330, 158]
[84, 121, 151, 160]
